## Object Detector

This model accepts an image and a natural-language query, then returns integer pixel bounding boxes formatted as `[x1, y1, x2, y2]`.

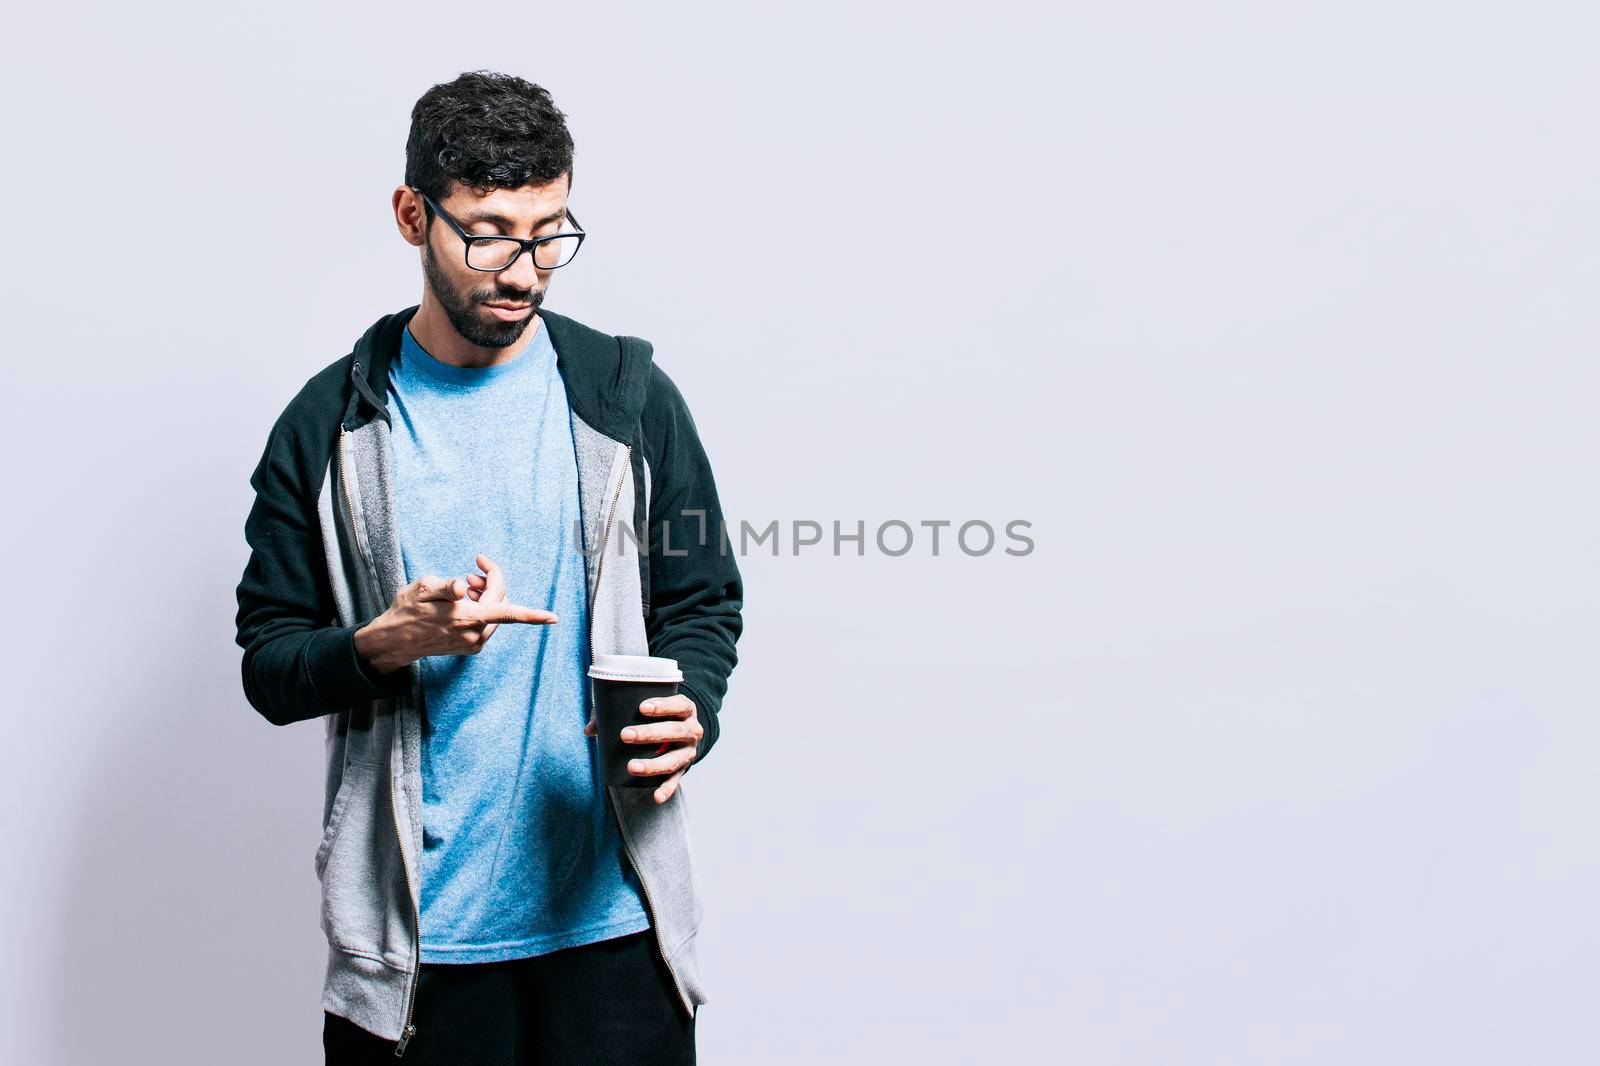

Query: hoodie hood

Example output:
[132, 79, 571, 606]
[340, 303, 656, 443]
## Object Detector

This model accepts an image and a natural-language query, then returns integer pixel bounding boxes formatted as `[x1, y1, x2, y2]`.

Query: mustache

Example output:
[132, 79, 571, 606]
[478, 288, 544, 306]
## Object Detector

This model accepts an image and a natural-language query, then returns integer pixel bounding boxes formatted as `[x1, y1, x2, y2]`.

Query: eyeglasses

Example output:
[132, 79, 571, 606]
[414, 187, 586, 271]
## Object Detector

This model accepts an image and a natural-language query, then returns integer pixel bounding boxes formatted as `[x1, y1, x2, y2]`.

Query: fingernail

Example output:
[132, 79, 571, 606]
[629, 760, 642, 772]
[621, 728, 637, 741]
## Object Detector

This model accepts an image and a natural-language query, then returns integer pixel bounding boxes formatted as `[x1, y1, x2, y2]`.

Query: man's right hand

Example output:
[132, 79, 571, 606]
[353, 558, 557, 675]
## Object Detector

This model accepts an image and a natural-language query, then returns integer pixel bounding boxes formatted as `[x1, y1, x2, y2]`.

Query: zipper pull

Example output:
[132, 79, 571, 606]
[394, 1023, 416, 1056]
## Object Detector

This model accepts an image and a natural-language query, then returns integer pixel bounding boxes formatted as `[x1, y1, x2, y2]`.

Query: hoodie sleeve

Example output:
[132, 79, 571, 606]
[234, 403, 411, 727]
[640, 364, 744, 769]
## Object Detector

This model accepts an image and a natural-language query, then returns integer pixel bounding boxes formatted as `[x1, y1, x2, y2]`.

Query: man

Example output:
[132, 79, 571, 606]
[233, 70, 743, 1064]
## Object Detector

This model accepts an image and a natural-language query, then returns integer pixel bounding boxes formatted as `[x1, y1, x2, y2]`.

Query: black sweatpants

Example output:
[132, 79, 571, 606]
[322, 927, 696, 1064]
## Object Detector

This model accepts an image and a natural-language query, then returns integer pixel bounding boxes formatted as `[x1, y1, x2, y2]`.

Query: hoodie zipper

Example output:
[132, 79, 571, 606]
[588, 444, 693, 1016]
[337, 421, 422, 1056]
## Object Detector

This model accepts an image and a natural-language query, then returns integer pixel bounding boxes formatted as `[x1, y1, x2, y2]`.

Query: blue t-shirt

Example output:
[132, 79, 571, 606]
[388, 317, 651, 963]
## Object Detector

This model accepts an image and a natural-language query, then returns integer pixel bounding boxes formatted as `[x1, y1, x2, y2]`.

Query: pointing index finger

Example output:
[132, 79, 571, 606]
[471, 600, 558, 625]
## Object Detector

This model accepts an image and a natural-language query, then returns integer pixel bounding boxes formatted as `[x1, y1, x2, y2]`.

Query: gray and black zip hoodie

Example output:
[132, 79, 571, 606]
[233, 303, 743, 1053]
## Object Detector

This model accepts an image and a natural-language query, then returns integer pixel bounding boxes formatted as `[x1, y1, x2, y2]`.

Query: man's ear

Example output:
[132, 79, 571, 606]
[393, 186, 426, 247]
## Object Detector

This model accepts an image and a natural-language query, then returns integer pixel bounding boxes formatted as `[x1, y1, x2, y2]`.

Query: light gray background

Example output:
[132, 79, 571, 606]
[1, 2, 1594, 1063]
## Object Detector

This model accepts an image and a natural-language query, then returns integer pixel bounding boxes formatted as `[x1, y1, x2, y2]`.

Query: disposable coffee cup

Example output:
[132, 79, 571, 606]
[588, 654, 684, 788]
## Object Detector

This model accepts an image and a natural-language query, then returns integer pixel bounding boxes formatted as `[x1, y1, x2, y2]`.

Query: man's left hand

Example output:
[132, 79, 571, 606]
[583, 694, 702, 804]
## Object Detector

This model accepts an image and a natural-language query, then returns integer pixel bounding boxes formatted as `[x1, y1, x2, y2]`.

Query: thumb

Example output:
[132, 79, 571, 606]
[582, 715, 596, 736]
[414, 576, 468, 603]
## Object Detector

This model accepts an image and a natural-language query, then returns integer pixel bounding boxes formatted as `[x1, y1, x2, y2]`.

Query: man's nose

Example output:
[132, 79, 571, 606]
[498, 247, 541, 289]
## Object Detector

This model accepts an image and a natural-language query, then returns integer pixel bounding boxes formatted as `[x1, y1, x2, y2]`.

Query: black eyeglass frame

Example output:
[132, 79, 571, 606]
[413, 187, 586, 272]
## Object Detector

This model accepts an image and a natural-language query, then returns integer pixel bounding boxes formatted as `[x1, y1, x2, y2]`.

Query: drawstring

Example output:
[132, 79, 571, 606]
[349, 359, 392, 426]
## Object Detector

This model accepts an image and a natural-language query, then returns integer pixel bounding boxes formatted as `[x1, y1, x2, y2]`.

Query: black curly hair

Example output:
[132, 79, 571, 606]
[404, 70, 575, 215]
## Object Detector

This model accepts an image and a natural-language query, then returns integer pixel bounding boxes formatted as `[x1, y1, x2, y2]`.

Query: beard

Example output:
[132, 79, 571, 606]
[422, 240, 545, 349]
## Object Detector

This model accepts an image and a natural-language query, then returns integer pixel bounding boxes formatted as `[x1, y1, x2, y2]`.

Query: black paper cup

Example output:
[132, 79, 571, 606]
[588, 654, 684, 788]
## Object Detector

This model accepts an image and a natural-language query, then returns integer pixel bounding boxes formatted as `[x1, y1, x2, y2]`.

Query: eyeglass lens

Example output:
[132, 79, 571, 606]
[464, 220, 583, 270]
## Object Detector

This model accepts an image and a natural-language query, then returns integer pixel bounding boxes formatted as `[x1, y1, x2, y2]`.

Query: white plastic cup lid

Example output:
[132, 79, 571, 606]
[587, 654, 683, 683]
